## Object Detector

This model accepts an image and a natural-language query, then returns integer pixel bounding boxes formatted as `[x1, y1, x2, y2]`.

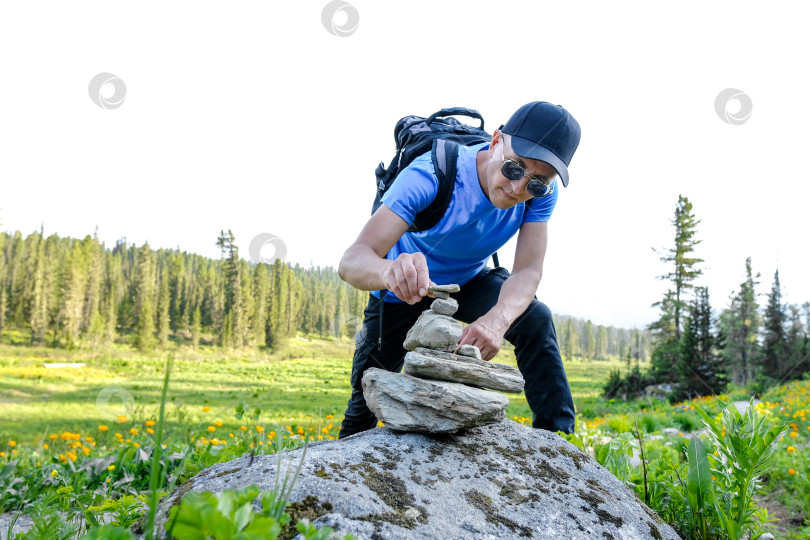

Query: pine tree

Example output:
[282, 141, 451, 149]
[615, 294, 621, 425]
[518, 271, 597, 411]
[650, 195, 704, 383]
[761, 269, 787, 381]
[785, 304, 809, 379]
[30, 228, 49, 345]
[134, 244, 157, 351]
[57, 240, 88, 348]
[157, 266, 171, 346]
[675, 287, 725, 400]
[216, 230, 243, 348]
[595, 325, 608, 360]
[658, 195, 704, 339]
[718, 257, 760, 385]
[582, 320, 594, 361]
[191, 304, 202, 348]
[80, 234, 105, 336]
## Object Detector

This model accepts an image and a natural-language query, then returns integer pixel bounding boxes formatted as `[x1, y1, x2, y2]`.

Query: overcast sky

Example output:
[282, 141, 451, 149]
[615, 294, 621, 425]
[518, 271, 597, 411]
[2, 1, 809, 329]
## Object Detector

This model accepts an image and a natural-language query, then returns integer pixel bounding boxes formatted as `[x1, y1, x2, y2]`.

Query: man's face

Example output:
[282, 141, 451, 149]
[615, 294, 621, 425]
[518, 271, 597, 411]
[480, 131, 558, 210]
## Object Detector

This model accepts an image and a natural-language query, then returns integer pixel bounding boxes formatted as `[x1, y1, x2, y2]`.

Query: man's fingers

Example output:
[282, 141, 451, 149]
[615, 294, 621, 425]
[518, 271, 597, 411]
[415, 256, 431, 298]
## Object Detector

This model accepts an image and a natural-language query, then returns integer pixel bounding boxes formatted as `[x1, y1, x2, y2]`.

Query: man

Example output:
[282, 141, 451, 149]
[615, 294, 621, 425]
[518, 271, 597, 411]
[337, 101, 581, 439]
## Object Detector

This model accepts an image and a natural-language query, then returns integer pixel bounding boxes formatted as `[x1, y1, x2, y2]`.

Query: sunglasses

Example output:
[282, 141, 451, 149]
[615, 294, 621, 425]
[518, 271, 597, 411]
[499, 137, 556, 198]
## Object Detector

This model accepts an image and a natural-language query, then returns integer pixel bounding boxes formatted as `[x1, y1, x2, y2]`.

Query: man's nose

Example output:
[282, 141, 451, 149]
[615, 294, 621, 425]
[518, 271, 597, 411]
[512, 176, 531, 195]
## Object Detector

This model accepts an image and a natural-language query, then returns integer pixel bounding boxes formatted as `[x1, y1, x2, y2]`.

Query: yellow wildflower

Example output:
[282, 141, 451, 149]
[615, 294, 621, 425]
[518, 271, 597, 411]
[256, 425, 265, 434]
[145, 420, 156, 427]
[51, 470, 58, 477]
[98, 425, 109, 432]
[326, 414, 333, 420]
[202, 406, 211, 412]
[240, 426, 247, 431]
[117, 416, 127, 424]
[208, 426, 216, 432]
[8, 441, 16, 447]
[43, 444, 49, 450]
[789, 468, 796, 475]
[214, 420, 223, 427]
[108, 465, 115, 471]
[787, 446, 797, 453]
[790, 432, 798, 438]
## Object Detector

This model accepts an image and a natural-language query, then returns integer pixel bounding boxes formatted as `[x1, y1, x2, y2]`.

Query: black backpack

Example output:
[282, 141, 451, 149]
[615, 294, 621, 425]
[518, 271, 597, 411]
[371, 107, 491, 233]
[370, 108, 502, 350]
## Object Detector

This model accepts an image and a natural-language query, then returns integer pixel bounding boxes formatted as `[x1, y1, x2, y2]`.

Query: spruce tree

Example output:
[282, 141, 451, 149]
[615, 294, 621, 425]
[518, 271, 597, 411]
[785, 304, 809, 379]
[761, 269, 787, 380]
[582, 320, 594, 361]
[191, 304, 202, 348]
[216, 230, 243, 348]
[650, 195, 703, 382]
[157, 266, 171, 346]
[30, 228, 49, 345]
[133, 243, 156, 351]
[675, 287, 725, 400]
[718, 257, 760, 385]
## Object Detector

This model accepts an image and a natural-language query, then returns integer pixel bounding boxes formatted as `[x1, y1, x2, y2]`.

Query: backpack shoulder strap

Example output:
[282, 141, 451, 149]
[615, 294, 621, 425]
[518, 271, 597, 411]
[408, 139, 459, 233]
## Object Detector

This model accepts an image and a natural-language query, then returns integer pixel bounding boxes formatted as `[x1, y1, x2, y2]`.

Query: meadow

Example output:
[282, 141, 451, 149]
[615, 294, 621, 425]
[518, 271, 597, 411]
[1, 334, 808, 539]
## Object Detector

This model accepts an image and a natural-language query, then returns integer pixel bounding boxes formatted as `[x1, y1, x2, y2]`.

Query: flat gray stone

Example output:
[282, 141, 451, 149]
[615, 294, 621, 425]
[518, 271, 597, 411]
[361, 368, 508, 433]
[404, 349, 524, 393]
[430, 297, 458, 316]
[150, 421, 681, 540]
[428, 284, 460, 294]
[403, 310, 463, 352]
[431, 290, 450, 299]
[454, 343, 482, 360]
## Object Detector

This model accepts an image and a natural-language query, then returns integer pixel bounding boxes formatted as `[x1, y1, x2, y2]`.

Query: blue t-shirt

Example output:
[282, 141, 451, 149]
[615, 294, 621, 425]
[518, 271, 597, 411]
[372, 142, 558, 303]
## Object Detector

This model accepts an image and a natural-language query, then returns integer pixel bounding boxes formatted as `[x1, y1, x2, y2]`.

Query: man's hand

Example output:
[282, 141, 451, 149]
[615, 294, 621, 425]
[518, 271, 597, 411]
[382, 252, 436, 304]
[457, 318, 507, 361]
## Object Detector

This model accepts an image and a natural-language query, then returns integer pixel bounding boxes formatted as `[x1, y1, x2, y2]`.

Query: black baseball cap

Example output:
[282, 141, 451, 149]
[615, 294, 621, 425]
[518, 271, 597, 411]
[500, 102, 581, 187]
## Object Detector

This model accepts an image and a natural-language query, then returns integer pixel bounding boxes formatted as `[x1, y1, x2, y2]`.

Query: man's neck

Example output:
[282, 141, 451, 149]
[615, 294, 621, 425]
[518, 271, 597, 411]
[476, 147, 491, 202]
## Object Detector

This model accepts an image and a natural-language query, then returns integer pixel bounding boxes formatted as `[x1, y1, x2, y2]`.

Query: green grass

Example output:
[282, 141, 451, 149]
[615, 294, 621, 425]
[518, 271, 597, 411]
[0, 335, 632, 441]
[0, 338, 354, 442]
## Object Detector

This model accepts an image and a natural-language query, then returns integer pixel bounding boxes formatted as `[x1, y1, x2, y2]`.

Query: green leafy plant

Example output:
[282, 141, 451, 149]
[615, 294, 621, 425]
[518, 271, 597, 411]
[79, 524, 136, 539]
[696, 398, 787, 540]
[86, 494, 147, 529]
[165, 484, 287, 539]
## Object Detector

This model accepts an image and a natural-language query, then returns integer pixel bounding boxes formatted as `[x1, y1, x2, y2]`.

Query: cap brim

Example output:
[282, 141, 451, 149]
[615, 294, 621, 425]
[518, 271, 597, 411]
[509, 135, 570, 187]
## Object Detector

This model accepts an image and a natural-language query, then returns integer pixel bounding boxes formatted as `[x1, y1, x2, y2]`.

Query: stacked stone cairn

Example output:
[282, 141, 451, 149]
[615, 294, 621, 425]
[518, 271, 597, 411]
[361, 284, 525, 434]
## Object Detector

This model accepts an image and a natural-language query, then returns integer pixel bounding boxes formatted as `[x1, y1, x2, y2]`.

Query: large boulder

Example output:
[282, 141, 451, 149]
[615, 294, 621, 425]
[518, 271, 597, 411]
[151, 421, 680, 539]
[361, 368, 509, 433]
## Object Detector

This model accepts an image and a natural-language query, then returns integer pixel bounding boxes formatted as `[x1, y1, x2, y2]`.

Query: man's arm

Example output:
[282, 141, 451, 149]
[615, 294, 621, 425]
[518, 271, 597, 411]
[457, 221, 548, 360]
[338, 204, 435, 304]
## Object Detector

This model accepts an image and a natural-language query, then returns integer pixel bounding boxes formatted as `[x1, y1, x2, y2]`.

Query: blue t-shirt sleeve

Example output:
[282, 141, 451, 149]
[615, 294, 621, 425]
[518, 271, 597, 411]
[379, 153, 439, 226]
[522, 185, 558, 223]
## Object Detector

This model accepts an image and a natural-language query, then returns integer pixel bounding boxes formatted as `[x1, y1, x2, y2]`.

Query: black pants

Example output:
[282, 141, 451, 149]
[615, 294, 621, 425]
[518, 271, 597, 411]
[339, 266, 576, 438]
